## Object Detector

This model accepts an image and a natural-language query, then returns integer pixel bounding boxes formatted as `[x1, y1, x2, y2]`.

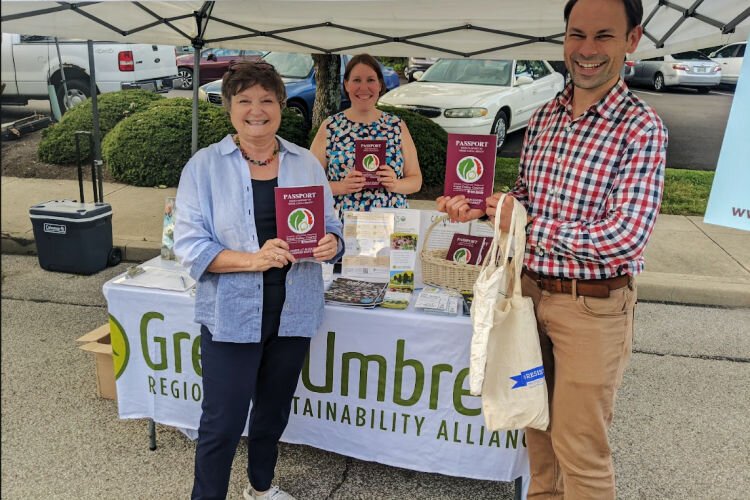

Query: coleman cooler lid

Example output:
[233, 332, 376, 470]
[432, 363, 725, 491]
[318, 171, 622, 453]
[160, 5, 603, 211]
[29, 200, 112, 221]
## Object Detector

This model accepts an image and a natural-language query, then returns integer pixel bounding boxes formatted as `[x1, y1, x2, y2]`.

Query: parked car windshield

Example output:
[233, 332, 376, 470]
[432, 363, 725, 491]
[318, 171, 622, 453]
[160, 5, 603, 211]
[672, 51, 711, 61]
[263, 52, 314, 79]
[419, 59, 512, 86]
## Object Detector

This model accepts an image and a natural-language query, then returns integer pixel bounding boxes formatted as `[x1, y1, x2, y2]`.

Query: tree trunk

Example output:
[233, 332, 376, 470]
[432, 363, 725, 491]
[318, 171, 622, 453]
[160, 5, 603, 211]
[311, 54, 341, 133]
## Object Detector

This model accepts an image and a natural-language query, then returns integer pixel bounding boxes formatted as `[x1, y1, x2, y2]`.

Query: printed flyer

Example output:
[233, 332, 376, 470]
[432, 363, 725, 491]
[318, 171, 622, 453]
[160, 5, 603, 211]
[324, 277, 387, 308]
[275, 186, 325, 259]
[443, 133, 497, 210]
[342, 211, 395, 282]
[354, 139, 386, 189]
[383, 233, 418, 309]
[161, 197, 176, 260]
[372, 208, 420, 308]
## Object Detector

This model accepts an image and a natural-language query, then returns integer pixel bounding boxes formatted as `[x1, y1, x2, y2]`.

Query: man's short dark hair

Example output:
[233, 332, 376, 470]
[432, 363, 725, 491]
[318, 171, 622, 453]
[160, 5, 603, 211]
[563, 0, 643, 33]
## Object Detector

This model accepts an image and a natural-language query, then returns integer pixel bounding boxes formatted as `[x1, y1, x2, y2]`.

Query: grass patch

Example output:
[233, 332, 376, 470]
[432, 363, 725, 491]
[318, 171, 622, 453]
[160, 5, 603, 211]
[662, 169, 713, 216]
[417, 155, 714, 217]
[494, 158, 520, 192]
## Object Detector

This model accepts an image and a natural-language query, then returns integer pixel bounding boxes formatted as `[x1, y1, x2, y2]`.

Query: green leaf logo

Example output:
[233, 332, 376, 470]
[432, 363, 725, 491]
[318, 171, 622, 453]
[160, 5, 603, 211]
[456, 156, 484, 183]
[109, 314, 130, 380]
[362, 153, 380, 172]
[288, 208, 314, 234]
[453, 248, 471, 264]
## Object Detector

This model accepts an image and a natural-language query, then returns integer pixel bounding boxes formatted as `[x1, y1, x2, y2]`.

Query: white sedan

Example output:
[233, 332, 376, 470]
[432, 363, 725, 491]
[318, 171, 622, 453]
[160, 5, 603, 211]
[710, 41, 746, 85]
[379, 58, 564, 151]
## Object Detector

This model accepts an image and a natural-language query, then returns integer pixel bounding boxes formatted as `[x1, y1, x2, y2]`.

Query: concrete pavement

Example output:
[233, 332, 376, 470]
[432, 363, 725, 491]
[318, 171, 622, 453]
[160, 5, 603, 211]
[2, 175, 749, 307]
[2, 254, 748, 499]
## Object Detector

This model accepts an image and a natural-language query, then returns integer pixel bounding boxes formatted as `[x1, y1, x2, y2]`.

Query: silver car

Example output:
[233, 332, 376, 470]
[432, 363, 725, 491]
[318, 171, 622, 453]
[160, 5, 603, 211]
[624, 51, 721, 93]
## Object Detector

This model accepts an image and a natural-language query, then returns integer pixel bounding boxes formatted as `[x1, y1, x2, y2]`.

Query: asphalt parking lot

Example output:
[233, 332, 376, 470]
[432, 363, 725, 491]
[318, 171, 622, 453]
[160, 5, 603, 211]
[3, 254, 748, 499]
[499, 84, 734, 170]
[2, 84, 735, 171]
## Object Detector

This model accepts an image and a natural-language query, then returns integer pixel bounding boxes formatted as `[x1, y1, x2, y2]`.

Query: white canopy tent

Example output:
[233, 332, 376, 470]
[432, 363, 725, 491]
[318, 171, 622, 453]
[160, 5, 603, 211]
[2, 0, 748, 157]
[2, 1, 748, 60]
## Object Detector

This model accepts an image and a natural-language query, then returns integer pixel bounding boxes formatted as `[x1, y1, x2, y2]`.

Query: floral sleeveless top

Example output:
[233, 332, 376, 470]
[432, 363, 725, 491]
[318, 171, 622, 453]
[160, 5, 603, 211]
[324, 111, 408, 218]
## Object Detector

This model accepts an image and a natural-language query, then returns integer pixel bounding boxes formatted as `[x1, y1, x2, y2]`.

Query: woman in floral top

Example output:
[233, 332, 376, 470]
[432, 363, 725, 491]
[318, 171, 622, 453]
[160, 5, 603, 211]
[310, 53, 422, 219]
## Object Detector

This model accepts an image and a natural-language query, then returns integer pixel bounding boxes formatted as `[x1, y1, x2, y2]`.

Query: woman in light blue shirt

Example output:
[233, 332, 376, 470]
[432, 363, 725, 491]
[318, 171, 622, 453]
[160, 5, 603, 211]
[174, 61, 343, 500]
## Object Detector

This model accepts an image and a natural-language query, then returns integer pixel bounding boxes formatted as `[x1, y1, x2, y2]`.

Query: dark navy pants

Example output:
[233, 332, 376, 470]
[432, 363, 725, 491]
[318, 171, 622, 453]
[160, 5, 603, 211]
[191, 313, 311, 500]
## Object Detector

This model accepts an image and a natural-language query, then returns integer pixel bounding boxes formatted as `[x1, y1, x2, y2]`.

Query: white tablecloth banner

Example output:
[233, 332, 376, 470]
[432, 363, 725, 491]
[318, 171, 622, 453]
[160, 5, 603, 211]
[103, 272, 529, 482]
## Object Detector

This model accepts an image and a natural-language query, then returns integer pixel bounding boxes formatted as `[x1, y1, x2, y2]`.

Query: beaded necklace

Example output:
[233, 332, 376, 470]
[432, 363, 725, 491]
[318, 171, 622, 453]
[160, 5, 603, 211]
[233, 135, 279, 166]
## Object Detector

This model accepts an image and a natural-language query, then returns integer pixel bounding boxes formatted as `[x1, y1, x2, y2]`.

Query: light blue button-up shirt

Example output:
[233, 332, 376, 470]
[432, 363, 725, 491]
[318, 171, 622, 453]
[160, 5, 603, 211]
[174, 134, 344, 343]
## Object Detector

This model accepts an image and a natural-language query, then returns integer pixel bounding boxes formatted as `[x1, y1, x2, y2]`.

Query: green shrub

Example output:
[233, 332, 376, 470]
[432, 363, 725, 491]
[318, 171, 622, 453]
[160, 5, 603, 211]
[38, 90, 164, 165]
[378, 57, 408, 76]
[148, 97, 309, 146]
[103, 98, 310, 187]
[494, 158, 521, 192]
[377, 105, 448, 193]
[277, 107, 309, 147]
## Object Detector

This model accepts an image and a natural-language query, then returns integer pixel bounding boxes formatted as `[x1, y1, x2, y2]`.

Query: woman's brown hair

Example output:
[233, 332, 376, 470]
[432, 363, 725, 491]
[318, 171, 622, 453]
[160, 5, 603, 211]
[343, 54, 387, 97]
[221, 60, 287, 111]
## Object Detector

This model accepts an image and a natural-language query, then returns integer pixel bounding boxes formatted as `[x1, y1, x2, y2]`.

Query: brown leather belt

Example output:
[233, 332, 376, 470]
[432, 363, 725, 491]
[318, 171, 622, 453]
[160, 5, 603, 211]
[522, 268, 630, 298]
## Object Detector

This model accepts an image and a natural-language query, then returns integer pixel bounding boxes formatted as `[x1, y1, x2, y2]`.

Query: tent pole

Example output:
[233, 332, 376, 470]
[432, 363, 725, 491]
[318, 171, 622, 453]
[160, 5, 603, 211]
[191, 2, 215, 155]
[87, 40, 104, 202]
[50, 37, 69, 122]
[191, 41, 202, 155]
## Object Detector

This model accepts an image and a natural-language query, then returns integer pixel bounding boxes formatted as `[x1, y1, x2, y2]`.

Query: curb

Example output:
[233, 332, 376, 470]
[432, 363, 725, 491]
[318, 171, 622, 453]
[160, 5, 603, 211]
[636, 272, 750, 308]
[1, 233, 36, 256]
[4, 232, 749, 308]
[1, 232, 160, 264]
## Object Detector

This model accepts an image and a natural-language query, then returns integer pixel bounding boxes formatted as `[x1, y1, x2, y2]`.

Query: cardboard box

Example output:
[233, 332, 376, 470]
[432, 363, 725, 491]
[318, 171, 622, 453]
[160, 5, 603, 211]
[77, 323, 117, 400]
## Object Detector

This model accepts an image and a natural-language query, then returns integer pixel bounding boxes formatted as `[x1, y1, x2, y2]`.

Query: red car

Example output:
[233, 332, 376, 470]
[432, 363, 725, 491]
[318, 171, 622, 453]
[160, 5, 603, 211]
[176, 48, 263, 89]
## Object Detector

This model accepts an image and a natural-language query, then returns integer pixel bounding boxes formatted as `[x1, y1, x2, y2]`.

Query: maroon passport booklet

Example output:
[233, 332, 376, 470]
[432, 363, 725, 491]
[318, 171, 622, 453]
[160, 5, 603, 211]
[275, 185, 325, 259]
[445, 233, 492, 265]
[443, 133, 497, 210]
[354, 139, 386, 189]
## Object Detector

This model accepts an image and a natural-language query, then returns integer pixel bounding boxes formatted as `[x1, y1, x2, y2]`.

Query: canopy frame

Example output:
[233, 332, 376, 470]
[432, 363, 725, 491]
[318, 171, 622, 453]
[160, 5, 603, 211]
[3, 1, 746, 58]
[2, 0, 747, 154]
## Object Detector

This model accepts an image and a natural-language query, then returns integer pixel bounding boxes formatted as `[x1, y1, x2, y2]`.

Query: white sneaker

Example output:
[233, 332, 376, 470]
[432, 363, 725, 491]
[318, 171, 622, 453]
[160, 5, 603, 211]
[243, 484, 296, 500]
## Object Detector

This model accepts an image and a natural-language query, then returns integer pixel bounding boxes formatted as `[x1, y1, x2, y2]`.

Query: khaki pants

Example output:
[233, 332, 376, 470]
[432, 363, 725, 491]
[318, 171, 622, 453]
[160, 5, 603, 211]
[521, 273, 637, 499]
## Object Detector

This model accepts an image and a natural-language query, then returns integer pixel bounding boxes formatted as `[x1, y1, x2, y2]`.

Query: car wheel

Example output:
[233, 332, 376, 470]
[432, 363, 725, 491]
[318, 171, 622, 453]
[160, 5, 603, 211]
[491, 110, 509, 153]
[287, 101, 309, 124]
[178, 68, 193, 89]
[653, 73, 665, 92]
[56, 79, 91, 114]
[696, 87, 711, 94]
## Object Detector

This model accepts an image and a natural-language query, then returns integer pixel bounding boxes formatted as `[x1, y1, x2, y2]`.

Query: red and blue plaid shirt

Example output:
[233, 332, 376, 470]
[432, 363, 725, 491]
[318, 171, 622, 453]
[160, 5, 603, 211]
[510, 79, 667, 280]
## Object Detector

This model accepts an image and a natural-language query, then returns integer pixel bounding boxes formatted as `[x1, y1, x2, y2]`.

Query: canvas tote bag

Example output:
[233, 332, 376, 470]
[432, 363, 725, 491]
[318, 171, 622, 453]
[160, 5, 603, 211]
[471, 196, 549, 431]
[469, 194, 513, 395]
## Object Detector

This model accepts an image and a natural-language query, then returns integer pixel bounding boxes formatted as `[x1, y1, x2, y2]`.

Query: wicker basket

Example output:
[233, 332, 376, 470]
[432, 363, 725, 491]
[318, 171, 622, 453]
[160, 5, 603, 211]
[420, 215, 493, 292]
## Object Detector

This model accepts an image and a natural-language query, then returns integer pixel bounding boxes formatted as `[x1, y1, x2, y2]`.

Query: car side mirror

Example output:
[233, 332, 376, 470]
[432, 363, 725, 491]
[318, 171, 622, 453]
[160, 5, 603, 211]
[515, 75, 534, 86]
[413, 71, 425, 81]
[207, 53, 217, 62]
[708, 52, 717, 58]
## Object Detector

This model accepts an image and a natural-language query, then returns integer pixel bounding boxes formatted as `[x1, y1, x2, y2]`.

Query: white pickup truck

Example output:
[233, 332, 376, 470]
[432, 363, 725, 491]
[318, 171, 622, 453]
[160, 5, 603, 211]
[1, 33, 181, 113]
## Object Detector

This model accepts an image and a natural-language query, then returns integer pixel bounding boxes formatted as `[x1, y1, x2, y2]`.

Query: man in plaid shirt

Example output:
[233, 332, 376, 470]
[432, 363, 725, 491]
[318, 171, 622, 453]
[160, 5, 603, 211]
[439, 0, 667, 497]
